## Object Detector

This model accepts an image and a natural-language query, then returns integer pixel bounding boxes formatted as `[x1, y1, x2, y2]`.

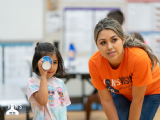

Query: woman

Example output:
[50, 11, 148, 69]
[88, 18, 160, 120]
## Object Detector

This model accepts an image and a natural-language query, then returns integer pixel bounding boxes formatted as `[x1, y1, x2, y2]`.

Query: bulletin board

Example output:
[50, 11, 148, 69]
[63, 7, 121, 54]
[125, 0, 160, 32]
[0, 0, 44, 41]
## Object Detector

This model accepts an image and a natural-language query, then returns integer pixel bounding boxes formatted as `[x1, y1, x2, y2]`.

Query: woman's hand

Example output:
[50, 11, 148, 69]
[98, 89, 119, 120]
[128, 85, 146, 120]
[38, 58, 48, 77]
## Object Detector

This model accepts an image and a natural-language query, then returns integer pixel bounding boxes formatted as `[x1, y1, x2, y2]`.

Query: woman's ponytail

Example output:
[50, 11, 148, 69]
[124, 35, 160, 71]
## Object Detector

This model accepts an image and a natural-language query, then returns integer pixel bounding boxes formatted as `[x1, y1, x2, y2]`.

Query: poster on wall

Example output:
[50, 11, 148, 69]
[63, 7, 120, 54]
[4, 43, 35, 88]
[46, 11, 61, 33]
[126, 1, 160, 31]
[126, 0, 160, 59]
[64, 8, 93, 54]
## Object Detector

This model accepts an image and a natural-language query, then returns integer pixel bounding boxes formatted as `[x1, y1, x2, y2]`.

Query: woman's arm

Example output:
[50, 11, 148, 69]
[128, 85, 146, 120]
[33, 58, 49, 106]
[98, 89, 119, 120]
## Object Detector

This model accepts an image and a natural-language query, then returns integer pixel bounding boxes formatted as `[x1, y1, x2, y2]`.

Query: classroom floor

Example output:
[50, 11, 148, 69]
[5, 107, 160, 120]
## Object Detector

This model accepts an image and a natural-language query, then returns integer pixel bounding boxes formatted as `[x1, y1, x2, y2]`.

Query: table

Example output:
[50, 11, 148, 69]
[0, 84, 30, 120]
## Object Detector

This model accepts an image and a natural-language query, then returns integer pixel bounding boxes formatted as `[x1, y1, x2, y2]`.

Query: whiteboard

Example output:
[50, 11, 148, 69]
[63, 8, 120, 54]
[126, 3, 160, 31]
[0, 0, 44, 41]
[4, 44, 35, 88]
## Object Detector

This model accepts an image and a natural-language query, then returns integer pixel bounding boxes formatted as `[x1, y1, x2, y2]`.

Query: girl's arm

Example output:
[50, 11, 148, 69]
[98, 89, 119, 120]
[33, 76, 48, 106]
[33, 58, 49, 106]
[128, 85, 146, 120]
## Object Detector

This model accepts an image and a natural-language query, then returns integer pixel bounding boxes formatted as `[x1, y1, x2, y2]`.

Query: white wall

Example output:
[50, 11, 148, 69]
[0, 0, 44, 41]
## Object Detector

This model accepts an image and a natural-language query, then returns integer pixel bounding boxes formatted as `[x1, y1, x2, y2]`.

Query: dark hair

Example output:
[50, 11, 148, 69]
[107, 10, 124, 25]
[32, 42, 66, 76]
[131, 32, 144, 43]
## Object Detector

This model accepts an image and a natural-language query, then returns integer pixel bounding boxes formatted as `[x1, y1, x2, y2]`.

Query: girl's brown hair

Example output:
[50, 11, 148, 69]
[32, 42, 66, 76]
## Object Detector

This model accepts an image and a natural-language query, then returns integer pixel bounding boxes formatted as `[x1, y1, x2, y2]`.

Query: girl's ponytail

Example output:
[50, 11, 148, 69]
[35, 42, 40, 51]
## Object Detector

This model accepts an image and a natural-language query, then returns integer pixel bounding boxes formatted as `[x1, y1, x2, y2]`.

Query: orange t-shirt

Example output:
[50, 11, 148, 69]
[88, 47, 160, 101]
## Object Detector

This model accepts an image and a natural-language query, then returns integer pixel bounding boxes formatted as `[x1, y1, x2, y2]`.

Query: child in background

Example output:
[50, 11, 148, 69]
[27, 42, 71, 120]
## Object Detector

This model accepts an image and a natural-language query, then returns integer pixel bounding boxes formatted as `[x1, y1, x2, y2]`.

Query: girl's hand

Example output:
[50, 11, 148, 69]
[38, 58, 47, 77]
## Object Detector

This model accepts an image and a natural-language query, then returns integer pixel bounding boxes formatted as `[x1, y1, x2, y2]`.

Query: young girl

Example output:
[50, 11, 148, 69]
[89, 18, 160, 120]
[27, 42, 71, 120]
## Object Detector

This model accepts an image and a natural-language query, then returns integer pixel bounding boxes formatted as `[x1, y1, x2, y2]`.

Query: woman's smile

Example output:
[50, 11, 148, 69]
[107, 51, 116, 57]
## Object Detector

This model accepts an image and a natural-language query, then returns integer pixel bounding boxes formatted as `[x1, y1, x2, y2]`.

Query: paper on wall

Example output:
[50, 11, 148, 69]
[46, 11, 61, 33]
[4, 45, 34, 88]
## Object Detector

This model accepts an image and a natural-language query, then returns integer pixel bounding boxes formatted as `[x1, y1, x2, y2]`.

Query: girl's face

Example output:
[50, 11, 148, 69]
[47, 53, 58, 78]
[96, 29, 125, 68]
